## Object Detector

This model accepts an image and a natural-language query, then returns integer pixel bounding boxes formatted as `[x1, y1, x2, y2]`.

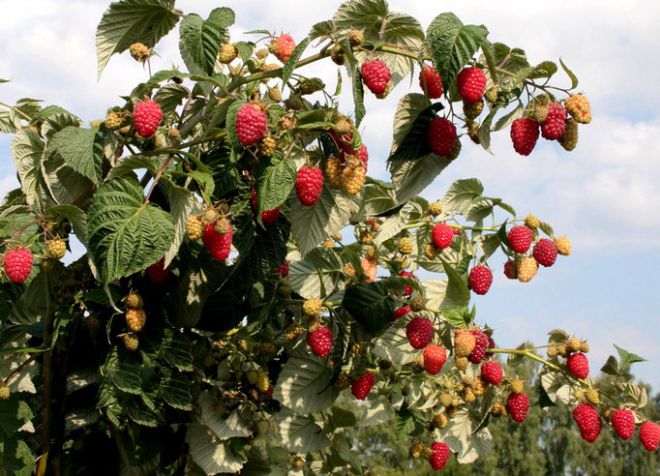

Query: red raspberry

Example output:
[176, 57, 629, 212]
[480, 360, 503, 385]
[503, 259, 517, 279]
[307, 325, 333, 358]
[399, 270, 416, 296]
[427, 117, 457, 157]
[361, 59, 392, 97]
[541, 103, 567, 140]
[566, 352, 589, 379]
[468, 265, 493, 295]
[295, 166, 324, 206]
[423, 343, 447, 375]
[510, 118, 540, 156]
[428, 442, 451, 470]
[250, 189, 280, 224]
[572, 403, 602, 443]
[419, 65, 444, 98]
[639, 421, 660, 451]
[269, 33, 296, 63]
[468, 329, 489, 363]
[533, 238, 558, 267]
[431, 223, 454, 250]
[275, 260, 289, 277]
[456, 67, 487, 103]
[3, 248, 33, 283]
[351, 372, 375, 400]
[406, 317, 434, 349]
[507, 226, 533, 253]
[611, 409, 636, 440]
[235, 104, 268, 147]
[133, 99, 162, 138]
[146, 258, 169, 284]
[392, 304, 412, 321]
[202, 222, 233, 261]
[506, 392, 530, 423]
[357, 144, 368, 171]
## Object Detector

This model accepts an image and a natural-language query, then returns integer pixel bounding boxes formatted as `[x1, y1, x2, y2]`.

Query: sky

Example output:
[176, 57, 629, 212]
[1, 0, 658, 389]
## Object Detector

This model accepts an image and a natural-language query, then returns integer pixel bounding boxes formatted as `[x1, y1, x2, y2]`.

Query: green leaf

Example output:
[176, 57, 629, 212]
[106, 155, 164, 180]
[198, 392, 252, 440]
[36, 105, 82, 138]
[96, 0, 180, 78]
[343, 282, 397, 335]
[352, 65, 366, 127]
[47, 204, 87, 243]
[257, 154, 297, 214]
[614, 344, 646, 368]
[529, 60, 558, 79]
[390, 93, 432, 159]
[225, 99, 245, 149]
[427, 13, 488, 92]
[161, 179, 198, 267]
[559, 58, 579, 89]
[11, 127, 50, 213]
[47, 127, 104, 184]
[390, 154, 452, 205]
[103, 347, 142, 395]
[274, 414, 331, 453]
[441, 259, 470, 308]
[389, 99, 443, 162]
[477, 106, 500, 152]
[282, 37, 310, 84]
[372, 315, 417, 366]
[600, 355, 619, 376]
[179, 9, 231, 76]
[186, 424, 246, 474]
[87, 176, 175, 282]
[160, 330, 194, 372]
[273, 351, 339, 414]
[154, 83, 189, 115]
[161, 373, 193, 411]
[442, 178, 484, 215]
[289, 248, 345, 299]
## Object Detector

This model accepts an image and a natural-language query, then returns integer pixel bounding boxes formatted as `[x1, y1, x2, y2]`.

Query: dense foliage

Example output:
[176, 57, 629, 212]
[0, 0, 655, 474]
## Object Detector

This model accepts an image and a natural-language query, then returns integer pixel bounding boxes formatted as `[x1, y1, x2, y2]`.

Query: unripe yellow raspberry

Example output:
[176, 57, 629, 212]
[517, 256, 538, 283]
[348, 29, 364, 47]
[302, 298, 323, 317]
[439, 392, 453, 407]
[185, 216, 204, 241]
[334, 117, 353, 135]
[256, 371, 270, 393]
[321, 239, 335, 248]
[428, 201, 443, 217]
[325, 156, 343, 189]
[259, 136, 277, 157]
[168, 127, 181, 140]
[122, 333, 139, 352]
[484, 86, 499, 104]
[471, 377, 486, 396]
[579, 340, 590, 353]
[566, 336, 581, 354]
[409, 442, 425, 459]
[565, 93, 591, 124]
[218, 43, 238, 64]
[455, 357, 469, 371]
[410, 296, 425, 312]
[490, 402, 507, 417]
[105, 111, 123, 129]
[454, 329, 476, 358]
[547, 344, 559, 358]
[343, 263, 357, 278]
[284, 324, 304, 341]
[432, 412, 448, 429]
[0, 383, 10, 400]
[509, 378, 524, 394]
[559, 119, 579, 151]
[255, 48, 269, 59]
[424, 243, 439, 260]
[124, 292, 143, 309]
[585, 388, 600, 405]
[397, 237, 413, 255]
[45, 238, 67, 260]
[341, 165, 366, 195]
[524, 214, 540, 230]
[530, 101, 549, 123]
[463, 99, 484, 120]
[125, 308, 146, 332]
[129, 42, 151, 62]
[463, 388, 476, 404]
[555, 236, 571, 256]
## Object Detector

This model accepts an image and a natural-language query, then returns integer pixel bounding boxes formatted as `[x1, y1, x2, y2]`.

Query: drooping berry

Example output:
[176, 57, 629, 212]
[559, 118, 579, 151]
[428, 442, 451, 471]
[303, 298, 323, 317]
[468, 265, 493, 295]
[392, 304, 412, 321]
[133, 99, 163, 138]
[431, 223, 454, 250]
[428, 117, 457, 157]
[185, 216, 204, 241]
[218, 43, 238, 64]
[456, 67, 487, 103]
[361, 59, 392, 98]
[3, 248, 33, 283]
[611, 409, 636, 440]
[639, 421, 660, 451]
[468, 329, 489, 364]
[510, 118, 540, 156]
[361, 257, 377, 283]
[269, 34, 296, 63]
[481, 360, 504, 385]
[202, 223, 233, 261]
[504, 259, 517, 279]
[533, 238, 558, 267]
[295, 166, 324, 206]
[307, 326, 333, 358]
[351, 372, 375, 400]
[566, 352, 589, 379]
[507, 226, 533, 253]
[554, 236, 571, 256]
[124, 292, 143, 309]
[454, 329, 476, 358]
[423, 343, 447, 375]
[399, 270, 416, 296]
[406, 317, 434, 349]
[517, 256, 538, 283]
[250, 189, 280, 224]
[146, 259, 169, 284]
[419, 65, 443, 98]
[125, 308, 146, 332]
[122, 333, 139, 352]
[506, 392, 530, 423]
[275, 260, 289, 277]
[397, 237, 413, 255]
[565, 94, 591, 124]
[235, 103, 268, 147]
[572, 403, 602, 443]
[541, 103, 567, 140]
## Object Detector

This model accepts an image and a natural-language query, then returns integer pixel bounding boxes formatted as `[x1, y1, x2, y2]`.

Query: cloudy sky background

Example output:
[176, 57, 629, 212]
[1, 0, 658, 388]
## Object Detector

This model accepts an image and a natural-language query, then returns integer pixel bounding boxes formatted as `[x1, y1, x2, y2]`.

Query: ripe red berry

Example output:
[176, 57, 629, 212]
[307, 326, 333, 358]
[392, 304, 412, 321]
[295, 166, 324, 206]
[3, 248, 33, 283]
[275, 260, 289, 277]
[419, 65, 444, 98]
[431, 223, 454, 250]
[357, 144, 368, 171]
[423, 343, 447, 375]
[146, 259, 169, 284]
[541, 103, 567, 140]
[235, 103, 268, 146]
[427, 117, 457, 157]
[468, 329, 489, 363]
[533, 238, 558, 267]
[202, 223, 233, 261]
[572, 403, 602, 443]
[269, 33, 296, 63]
[351, 372, 375, 400]
[406, 317, 434, 349]
[481, 360, 503, 385]
[250, 189, 280, 224]
[503, 259, 517, 279]
[639, 421, 660, 451]
[361, 59, 392, 97]
[399, 270, 416, 296]
[566, 352, 589, 379]
[133, 99, 163, 138]
[468, 265, 493, 295]
[507, 226, 533, 253]
[456, 67, 487, 103]
[428, 442, 451, 470]
[611, 409, 636, 440]
[510, 118, 540, 156]
[506, 392, 530, 423]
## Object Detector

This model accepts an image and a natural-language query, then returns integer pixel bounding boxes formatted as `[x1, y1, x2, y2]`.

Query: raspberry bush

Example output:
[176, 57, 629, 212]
[0, 0, 654, 473]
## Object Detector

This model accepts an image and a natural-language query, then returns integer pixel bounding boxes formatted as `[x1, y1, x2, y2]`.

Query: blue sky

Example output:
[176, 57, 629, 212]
[1, 0, 658, 388]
